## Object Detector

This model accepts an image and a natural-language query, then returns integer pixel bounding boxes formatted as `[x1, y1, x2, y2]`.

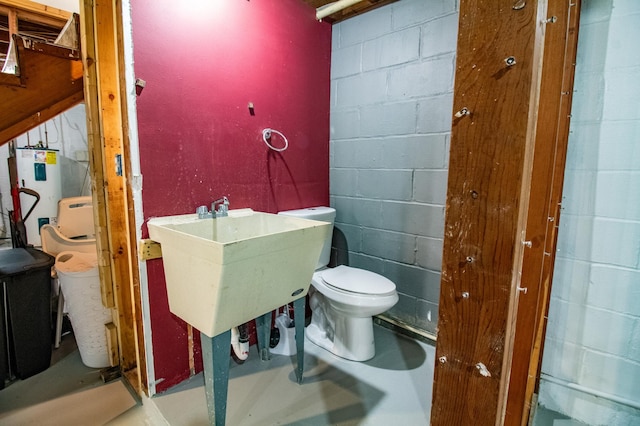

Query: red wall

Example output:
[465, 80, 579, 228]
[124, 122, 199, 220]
[131, 0, 331, 393]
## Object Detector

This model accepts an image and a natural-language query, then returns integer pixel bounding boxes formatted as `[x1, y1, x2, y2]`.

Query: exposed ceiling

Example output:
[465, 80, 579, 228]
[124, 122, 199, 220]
[0, 2, 68, 71]
[302, 0, 398, 22]
[0, 0, 398, 66]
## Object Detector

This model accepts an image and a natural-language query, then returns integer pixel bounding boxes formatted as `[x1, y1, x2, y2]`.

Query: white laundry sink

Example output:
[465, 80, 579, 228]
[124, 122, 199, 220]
[147, 209, 331, 337]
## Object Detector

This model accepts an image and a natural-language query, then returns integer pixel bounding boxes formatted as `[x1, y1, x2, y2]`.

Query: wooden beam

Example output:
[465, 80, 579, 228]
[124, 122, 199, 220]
[114, 0, 147, 394]
[80, 0, 145, 391]
[91, 0, 138, 374]
[431, 1, 547, 424]
[0, 35, 83, 145]
[0, 0, 70, 22]
[92, 0, 124, 305]
[505, 2, 581, 424]
[81, 0, 144, 393]
[80, 0, 114, 310]
[7, 7, 18, 34]
[14, 35, 80, 60]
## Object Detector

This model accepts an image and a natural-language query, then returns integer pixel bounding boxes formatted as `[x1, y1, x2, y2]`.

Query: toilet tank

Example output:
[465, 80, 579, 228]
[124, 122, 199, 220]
[278, 207, 335, 269]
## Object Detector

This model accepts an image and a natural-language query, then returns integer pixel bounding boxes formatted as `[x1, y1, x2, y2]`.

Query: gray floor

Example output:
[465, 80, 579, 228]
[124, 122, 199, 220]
[1, 314, 590, 426]
[0, 334, 103, 412]
[144, 325, 435, 425]
[532, 406, 590, 426]
[2, 323, 435, 425]
[0, 333, 139, 425]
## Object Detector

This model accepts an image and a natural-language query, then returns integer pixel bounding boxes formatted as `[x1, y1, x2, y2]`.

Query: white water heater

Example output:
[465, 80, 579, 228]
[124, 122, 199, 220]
[15, 147, 62, 246]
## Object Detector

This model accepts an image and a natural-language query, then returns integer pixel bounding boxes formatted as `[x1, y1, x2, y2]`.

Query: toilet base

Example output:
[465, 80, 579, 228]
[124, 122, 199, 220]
[306, 314, 375, 362]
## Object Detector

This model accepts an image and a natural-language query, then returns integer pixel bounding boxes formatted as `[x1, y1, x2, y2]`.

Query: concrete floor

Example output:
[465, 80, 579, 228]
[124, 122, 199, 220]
[0, 333, 139, 425]
[2, 324, 436, 425]
[532, 406, 590, 426]
[118, 324, 435, 425]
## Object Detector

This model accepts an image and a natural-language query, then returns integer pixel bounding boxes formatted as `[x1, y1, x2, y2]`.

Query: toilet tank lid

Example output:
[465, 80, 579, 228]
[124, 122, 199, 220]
[321, 265, 396, 295]
[278, 206, 335, 221]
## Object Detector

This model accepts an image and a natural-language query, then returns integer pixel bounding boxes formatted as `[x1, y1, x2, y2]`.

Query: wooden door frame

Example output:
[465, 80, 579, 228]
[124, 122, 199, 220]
[0, 0, 146, 396]
[80, 0, 146, 394]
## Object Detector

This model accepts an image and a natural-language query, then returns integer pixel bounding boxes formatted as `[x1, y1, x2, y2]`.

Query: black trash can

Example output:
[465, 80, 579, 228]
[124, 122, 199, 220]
[0, 248, 55, 387]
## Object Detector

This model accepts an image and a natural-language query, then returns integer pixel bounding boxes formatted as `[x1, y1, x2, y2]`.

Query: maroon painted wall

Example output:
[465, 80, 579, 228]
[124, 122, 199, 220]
[131, 0, 331, 392]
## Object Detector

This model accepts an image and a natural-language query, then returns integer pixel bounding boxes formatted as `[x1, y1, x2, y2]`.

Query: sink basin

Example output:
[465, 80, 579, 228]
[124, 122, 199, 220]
[147, 209, 331, 337]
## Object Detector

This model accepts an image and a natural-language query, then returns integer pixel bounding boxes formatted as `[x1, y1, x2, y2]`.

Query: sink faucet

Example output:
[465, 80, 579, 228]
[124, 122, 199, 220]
[196, 196, 229, 219]
[213, 197, 229, 217]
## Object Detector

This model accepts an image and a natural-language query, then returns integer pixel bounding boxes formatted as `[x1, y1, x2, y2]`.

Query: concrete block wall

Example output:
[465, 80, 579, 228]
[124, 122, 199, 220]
[329, 0, 458, 334]
[539, 0, 640, 423]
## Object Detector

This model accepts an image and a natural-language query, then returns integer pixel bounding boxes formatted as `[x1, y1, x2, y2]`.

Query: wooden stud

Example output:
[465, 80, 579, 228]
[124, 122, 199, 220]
[105, 322, 119, 367]
[113, 0, 148, 394]
[80, 0, 115, 314]
[505, 2, 581, 424]
[7, 7, 18, 37]
[187, 324, 196, 376]
[80, 0, 144, 394]
[90, 0, 138, 375]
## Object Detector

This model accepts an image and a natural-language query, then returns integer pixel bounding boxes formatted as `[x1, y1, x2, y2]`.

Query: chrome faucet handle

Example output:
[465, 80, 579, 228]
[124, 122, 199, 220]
[196, 205, 210, 218]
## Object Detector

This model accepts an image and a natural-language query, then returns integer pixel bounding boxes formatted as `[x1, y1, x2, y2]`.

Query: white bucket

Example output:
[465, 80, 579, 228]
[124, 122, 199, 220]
[55, 251, 111, 368]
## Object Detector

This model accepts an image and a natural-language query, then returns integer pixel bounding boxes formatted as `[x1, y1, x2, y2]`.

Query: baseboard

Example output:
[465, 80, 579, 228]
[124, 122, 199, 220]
[373, 315, 437, 345]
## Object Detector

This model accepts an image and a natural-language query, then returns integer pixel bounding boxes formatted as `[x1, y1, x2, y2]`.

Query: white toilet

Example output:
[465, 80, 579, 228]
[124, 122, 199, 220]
[278, 207, 398, 361]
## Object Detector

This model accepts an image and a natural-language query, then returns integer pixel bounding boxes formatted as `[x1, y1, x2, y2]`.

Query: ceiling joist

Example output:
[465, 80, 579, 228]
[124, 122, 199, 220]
[303, 0, 398, 22]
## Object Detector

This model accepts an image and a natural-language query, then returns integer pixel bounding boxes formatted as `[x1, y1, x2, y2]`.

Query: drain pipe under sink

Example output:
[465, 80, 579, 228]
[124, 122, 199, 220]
[231, 323, 249, 360]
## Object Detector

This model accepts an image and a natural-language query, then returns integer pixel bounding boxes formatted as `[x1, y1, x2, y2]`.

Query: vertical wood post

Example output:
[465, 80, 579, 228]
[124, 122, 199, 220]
[505, 2, 581, 424]
[431, 1, 547, 424]
[80, 0, 115, 313]
[80, 0, 141, 381]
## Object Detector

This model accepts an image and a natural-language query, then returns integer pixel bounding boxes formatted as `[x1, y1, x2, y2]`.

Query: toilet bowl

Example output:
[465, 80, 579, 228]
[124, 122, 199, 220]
[278, 207, 398, 362]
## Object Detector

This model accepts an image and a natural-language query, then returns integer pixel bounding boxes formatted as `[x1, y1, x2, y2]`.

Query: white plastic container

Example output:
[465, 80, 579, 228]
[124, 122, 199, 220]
[55, 251, 111, 368]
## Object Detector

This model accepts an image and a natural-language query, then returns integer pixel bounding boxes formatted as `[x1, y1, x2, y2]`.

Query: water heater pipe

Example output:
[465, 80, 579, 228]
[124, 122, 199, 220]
[541, 374, 640, 411]
[316, 0, 363, 20]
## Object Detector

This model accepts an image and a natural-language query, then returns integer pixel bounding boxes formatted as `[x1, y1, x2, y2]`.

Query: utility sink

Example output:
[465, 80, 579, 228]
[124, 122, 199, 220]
[147, 209, 331, 337]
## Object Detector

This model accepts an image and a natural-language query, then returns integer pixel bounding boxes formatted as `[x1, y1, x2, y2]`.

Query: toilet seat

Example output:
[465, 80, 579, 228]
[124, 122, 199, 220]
[320, 265, 395, 296]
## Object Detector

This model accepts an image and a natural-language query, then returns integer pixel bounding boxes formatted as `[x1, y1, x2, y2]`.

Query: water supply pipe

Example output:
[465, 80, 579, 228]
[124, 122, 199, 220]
[540, 374, 640, 411]
[316, 0, 363, 20]
[231, 325, 249, 360]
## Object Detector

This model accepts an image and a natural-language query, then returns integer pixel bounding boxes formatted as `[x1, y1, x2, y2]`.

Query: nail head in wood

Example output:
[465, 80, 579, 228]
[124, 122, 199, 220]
[512, 0, 526, 10]
[454, 107, 470, 118]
